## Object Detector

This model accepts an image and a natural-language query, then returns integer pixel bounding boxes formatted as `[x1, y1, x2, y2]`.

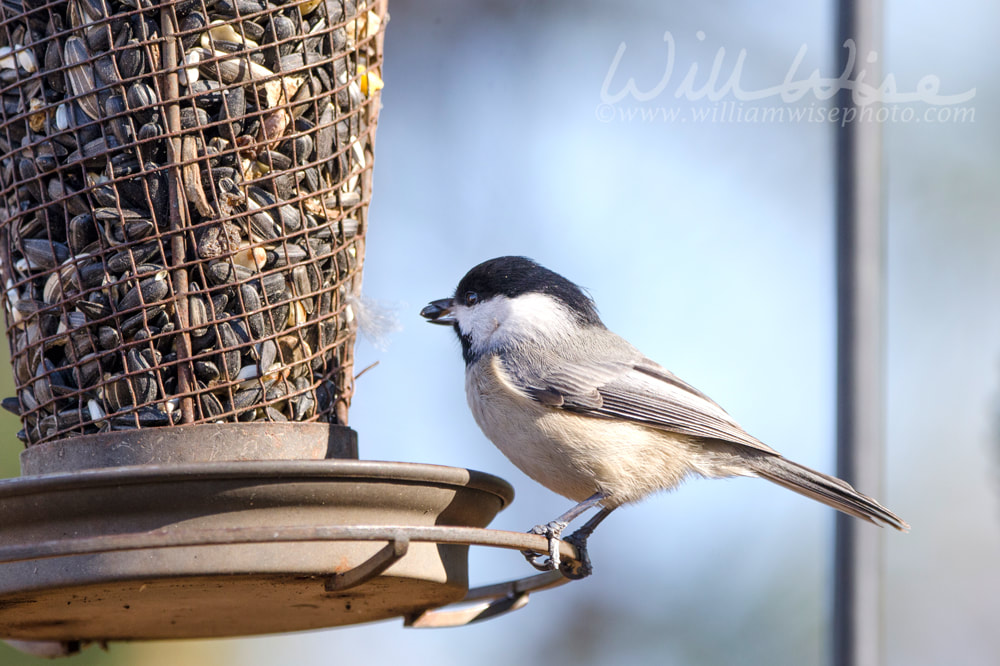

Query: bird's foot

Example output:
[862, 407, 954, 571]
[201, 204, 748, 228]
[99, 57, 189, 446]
[521, 520, 568, 571]
[559, 528, 594, 580]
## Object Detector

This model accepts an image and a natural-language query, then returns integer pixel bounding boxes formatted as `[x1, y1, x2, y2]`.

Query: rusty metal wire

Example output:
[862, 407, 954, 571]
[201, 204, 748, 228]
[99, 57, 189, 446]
[0, 0, 386, 446]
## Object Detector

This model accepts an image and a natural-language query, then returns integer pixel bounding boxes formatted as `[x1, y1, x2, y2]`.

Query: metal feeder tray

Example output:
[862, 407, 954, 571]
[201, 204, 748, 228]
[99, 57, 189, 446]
[0, 423, 575, 643]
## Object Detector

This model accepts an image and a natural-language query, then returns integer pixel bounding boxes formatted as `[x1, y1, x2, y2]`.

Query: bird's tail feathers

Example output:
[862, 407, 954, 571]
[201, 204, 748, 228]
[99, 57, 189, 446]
[748, 456, 909, 532]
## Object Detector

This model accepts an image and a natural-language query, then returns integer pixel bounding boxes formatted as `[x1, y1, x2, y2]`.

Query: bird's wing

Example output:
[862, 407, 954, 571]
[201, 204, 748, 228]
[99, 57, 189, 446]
[598, 358, 778, 453]
[501, 333, 778, 455]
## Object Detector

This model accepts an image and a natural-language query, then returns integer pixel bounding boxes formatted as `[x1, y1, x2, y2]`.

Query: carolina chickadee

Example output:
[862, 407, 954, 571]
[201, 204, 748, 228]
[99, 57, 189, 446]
[421, 256, 907, 578]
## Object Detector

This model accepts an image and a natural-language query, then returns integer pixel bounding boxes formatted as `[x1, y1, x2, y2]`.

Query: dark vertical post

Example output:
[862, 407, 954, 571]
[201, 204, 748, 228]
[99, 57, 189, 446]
[833, 2, 885, 666]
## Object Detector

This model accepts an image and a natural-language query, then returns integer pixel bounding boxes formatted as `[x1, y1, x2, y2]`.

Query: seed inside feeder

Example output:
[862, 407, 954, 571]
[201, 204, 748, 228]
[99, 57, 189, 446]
[0, 0, 386, 446]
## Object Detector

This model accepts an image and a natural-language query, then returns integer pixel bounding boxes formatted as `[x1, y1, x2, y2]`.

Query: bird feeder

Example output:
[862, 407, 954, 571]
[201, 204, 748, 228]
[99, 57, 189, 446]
[0, 0, 574, 652]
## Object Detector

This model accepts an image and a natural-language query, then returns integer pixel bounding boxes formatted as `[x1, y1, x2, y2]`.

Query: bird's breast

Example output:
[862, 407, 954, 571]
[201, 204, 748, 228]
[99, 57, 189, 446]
[464, 356, 593, 500]
[464, 356, 701, 504]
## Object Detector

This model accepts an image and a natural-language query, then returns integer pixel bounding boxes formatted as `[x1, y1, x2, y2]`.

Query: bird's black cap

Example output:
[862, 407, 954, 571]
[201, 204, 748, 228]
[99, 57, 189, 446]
[455, 256, 603, 327]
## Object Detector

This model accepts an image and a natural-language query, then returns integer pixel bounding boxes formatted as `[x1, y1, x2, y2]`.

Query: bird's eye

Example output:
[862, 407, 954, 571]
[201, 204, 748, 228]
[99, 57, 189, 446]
[464, 291, 479, 306]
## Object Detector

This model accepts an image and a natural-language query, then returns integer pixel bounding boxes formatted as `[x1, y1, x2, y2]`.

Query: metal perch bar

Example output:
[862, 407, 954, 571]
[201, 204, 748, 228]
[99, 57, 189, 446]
[0, 524, 576, 628]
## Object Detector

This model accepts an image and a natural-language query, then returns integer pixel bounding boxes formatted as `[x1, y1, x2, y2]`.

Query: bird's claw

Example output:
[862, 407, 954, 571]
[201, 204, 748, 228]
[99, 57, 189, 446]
[521, 520, 568, 571]
[559, 529, 594, 579]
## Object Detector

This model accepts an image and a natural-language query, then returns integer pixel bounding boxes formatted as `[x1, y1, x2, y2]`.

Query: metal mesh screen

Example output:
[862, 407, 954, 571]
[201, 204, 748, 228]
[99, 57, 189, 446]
[0, 0, 386, 446]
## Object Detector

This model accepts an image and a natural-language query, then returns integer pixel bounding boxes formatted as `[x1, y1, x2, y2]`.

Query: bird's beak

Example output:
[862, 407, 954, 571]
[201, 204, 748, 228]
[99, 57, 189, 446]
[420, 298, 456, 325]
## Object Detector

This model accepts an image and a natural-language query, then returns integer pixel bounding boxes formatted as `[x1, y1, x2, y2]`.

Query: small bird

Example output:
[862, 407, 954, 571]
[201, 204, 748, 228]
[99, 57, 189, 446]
[421, 256, 907, 578]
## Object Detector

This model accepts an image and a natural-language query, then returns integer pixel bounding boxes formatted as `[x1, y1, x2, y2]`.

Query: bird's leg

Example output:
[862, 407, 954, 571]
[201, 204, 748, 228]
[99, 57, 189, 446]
[522, 492, 606, 572]
[524, 521, 568, 572]
[559, 506, 615, 579]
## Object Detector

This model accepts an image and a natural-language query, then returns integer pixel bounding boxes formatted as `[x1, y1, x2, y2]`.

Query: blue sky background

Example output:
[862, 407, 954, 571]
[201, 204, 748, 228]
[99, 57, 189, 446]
[2, 1, 998, 664]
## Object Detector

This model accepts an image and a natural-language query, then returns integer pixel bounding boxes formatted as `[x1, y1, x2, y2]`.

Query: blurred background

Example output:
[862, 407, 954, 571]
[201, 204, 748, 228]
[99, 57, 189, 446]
[2, 0, 997, 664]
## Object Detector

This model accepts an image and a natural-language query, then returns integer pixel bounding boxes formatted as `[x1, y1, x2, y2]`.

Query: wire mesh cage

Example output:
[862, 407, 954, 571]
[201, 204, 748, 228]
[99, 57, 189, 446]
[0, 0, 386, 447]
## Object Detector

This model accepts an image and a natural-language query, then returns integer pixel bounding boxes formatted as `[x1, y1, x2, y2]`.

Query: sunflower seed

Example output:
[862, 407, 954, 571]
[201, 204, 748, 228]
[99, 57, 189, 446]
[66, 136, 116, 165]
[206, 261, 254, 285]
[108, 243, 160, 273]
[33, 358, 57, 406]
[77, 0, 109, 23]
[125, 348, 157, 403]
[258, 338, 277, 373]
[78, 299, 111, 322]
[0, 0, 384, 444]
[120, 305, 166, 336]
[21, 239, 70, 270]
[215, 320, 241, 380]
[138, 121, 161, 141]
[268, 243, 308, 268]
[117, 39, 145, 79]
[179, 13, 209, 50]
[105, 94, 136, 146]
[64, 37, 100, 121]
[239, 283, 267, 336]
[291, 380, 315, 420]
[199, 390, 224, 418]
[94, 54, 120, 86]
[194, 359, 220, 382]
[259, 272, 288, 301]
[229, 383, 262, 412]
[126, 81, 158, 121]
[111, 406, 173, 427]
[180, 107, 210, 130]
[117, 270, 169, 311]
[189, 294, 211, 336]
[215, 0, 268, 18]
[44, 40, 65, 93]
[248, 209, 278, 240]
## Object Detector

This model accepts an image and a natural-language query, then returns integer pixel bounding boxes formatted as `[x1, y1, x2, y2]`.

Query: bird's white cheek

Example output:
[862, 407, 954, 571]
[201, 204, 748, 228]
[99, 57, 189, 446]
[454, 304, 503, 352]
